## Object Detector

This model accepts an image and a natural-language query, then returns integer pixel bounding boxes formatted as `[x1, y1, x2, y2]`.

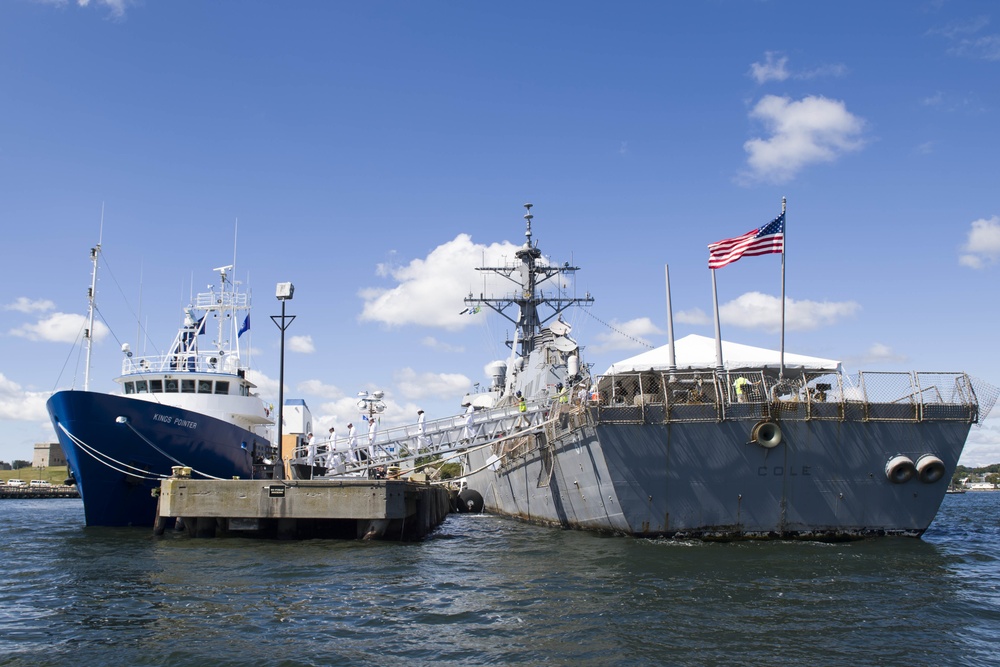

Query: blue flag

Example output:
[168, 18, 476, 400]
[238, 314, 250, 337]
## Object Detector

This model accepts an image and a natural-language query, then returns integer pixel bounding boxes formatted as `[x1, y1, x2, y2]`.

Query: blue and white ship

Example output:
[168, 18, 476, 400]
[47, 247, 275, 527]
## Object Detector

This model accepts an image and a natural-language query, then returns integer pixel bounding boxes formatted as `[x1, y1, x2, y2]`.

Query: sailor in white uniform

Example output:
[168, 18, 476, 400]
[306, 432, 316, 479]
[347, 423, 360, 462]
[417, 409, 429, 448]
[462, 404, 480, 441]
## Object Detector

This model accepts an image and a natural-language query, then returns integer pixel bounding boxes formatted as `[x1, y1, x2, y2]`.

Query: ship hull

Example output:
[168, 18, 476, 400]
[47, 390, 270, 527]
[464, 407, 971, 539]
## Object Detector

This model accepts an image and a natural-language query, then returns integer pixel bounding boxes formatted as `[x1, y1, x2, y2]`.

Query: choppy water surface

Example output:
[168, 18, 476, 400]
[1, 493, 998, 666]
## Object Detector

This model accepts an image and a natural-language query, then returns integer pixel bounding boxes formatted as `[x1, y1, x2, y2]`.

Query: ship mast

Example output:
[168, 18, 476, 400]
[84, 242, 100, 391]
[213, 264, 233, 357]
[465, 203, 593, 360]
[84, 206, 106, 392]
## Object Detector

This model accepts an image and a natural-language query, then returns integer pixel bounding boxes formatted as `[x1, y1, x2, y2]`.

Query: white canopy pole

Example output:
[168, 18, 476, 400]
[712, 268, 724, 372]
[665, 264, 676, 374]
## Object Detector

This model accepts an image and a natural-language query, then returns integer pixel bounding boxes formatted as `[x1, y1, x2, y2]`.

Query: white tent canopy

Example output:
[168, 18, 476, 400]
[605, 334, 842, 375]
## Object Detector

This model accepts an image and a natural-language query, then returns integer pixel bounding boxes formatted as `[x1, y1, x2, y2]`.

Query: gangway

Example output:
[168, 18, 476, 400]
[290, 399, 555, 480]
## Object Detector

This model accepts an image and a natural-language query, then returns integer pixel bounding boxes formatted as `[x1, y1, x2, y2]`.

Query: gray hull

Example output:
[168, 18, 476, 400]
[464, 405, 971, 539]
[444, 206, 992, 540]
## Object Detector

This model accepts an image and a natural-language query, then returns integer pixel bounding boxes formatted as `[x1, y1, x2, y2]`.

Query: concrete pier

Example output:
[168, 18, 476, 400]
[156, 477, 452, 540]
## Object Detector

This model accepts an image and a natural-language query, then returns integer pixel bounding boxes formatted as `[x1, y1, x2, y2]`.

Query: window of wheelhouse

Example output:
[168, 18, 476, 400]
[124, 382, 135, 394]
[215, 381, 230, 395]
[135, 380, 149, 393]
[198, 380, 212, 393]
[150, 379, 163, 393]
[165, 379, 178, 392]
[181, 379, 196, 393]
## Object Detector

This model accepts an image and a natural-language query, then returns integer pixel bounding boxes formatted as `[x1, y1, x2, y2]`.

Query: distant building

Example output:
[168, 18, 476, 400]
[33, 442, 67, 468]
[967, 482, 997, 491]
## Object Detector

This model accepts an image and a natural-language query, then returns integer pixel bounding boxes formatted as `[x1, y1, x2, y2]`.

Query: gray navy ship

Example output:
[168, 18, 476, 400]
[297, 204, 996, 539]
[452, 204, 996, 539]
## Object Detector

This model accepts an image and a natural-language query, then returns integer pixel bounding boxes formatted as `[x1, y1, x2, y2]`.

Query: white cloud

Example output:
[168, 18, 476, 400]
[959, 216, 1000, 269]
[798, 63, 848, 79]
[741, 95, 866, 184]
[919, 91, 986, 114]
[245, 369, 280, 400]
[420, 336, 465, 353]
[75, 0, 128, 18]
[0, 373, 51, 422]
[675, 308, 710, 326]
[959, 418, 1000, 466]
[36, 0, 130, 18]
[589, 317, 663, 354]
[862, 343, 906, 364]
[392, 367, 472, 401]
[719, 291, 860, 332]
[749, 52, 790, 83]
[359, 234, 524, 330]
[922, 92, 944, 107]
[930, 17, 1000, 61]
[949, 35, 1000, 61]
[844, 343, 908, 369]
[931, 16, 991, 40]
[8, 312, 109, 344]
[749, 52, 846, 84]
[5, 298, 55, 313]
[288, 335, 315, 353]
[296, 379, 344, 400]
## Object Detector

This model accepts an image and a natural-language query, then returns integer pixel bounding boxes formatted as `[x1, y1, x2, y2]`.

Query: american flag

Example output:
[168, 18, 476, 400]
[707, 212, 785, 269]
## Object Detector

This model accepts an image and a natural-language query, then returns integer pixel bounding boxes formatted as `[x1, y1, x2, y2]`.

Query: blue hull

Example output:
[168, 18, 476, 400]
[47, 390, 271, 527]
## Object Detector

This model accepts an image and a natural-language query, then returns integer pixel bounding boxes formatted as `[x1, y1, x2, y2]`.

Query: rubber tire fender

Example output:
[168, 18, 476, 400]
[915, 454, 946, 484]
[457, 489, 485, 514]
[885, 455, 916, 484]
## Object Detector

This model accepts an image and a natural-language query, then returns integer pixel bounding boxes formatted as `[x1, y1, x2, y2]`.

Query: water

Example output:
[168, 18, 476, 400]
[1, 494, 998, 667]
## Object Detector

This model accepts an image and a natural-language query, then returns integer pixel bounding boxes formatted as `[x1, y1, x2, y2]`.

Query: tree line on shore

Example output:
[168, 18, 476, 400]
[953, 463, 1000, 487]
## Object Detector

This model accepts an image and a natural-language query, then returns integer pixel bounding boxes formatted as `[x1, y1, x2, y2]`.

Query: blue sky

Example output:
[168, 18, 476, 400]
[2, 0, 999, 465]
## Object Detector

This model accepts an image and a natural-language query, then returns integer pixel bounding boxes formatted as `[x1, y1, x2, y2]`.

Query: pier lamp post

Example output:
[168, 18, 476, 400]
[271, 282, 295, 480]
[357, 390, 387, 424]
[357, 390, 387, 468]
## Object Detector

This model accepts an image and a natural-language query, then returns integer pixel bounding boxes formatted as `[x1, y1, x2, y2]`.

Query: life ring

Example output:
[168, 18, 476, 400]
[915, 454, 946, 484]
[751, 421, 782, 449]
[885, 455, 916, 484]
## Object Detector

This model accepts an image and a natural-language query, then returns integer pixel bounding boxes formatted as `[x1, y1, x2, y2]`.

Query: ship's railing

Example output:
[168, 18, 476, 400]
[591, 370, 987, 424]
[121, 353, 238, 375]
[194, 290, 249, 311]
[290, 399, 553, 477]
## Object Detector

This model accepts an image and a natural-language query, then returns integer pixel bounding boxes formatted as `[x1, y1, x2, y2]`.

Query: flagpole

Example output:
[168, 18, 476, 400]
[665, 265, 676, 375]
[779, 196, 787, 379]
[712, 268, 724, 372]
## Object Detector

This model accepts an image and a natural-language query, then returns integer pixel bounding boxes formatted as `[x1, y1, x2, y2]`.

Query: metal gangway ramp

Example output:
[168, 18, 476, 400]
[291, 399, 555, 480]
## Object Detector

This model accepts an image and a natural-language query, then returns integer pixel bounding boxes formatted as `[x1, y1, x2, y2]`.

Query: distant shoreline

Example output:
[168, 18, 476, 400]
[0, 486, 80, 500]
